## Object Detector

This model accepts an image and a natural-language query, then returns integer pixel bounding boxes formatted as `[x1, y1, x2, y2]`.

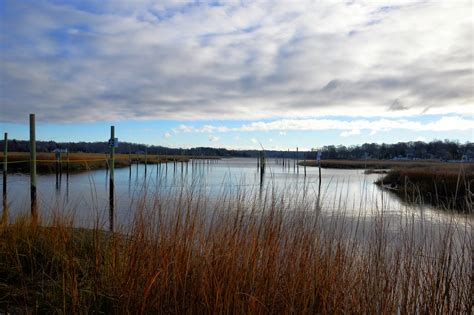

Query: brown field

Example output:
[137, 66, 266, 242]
[0, 188, 471, 313]
[0, 152, 218, 173]
[299, 159, 472, 170]
[375, 164, 474, 211]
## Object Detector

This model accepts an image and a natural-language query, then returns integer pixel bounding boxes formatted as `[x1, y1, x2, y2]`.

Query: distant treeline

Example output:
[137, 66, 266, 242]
[1, 139, 473, 160]
[319, 140, 473, 160]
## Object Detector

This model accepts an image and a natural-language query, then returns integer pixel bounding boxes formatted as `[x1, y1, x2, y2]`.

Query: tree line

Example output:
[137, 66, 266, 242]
[1, 139, 472, 161]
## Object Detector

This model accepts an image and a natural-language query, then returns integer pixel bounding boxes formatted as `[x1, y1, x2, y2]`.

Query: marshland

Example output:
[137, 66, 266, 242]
[2, 1, 474, 313]
[1, 153, 473, 313]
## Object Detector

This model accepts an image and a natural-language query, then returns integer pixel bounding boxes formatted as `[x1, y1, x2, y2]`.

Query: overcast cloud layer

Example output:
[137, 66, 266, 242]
[1, 0, 473, 123]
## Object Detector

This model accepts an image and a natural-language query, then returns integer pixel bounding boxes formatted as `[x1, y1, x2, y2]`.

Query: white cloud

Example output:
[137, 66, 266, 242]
[340, 129, 361, 137]
[164, 132, 172, 138]
[279, 131, 287, 136]
[175, 124, 194, 133]
[168, 116, 474, 135]
[0, 1, 471, 123]
[251, 138, 258, 144]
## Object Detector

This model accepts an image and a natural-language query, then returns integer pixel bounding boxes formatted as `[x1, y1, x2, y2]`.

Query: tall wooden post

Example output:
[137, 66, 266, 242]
[296, 147, 299, 174]
[304, 152, 307, 177]
[109, 126, 115, 232]
[66, 147, 69, 202]
[128, 146, 132, 179]
[2, 132, 8, 224]
[318, 151, 322, 194]
[30, 114, 37, 222]
[144, 147, 148, 177]
[66, 147, 70, 177]
[55, 150, 60, 189]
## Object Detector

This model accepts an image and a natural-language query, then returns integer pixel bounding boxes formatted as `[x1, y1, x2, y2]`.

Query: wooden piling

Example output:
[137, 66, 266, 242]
[128, 146, 132, 179]
[318, 151, 322, 193]
[2, 132, 8, 224]
[66, 147, 69, 177]
[144, 147, 148, 177]
[304, 153, 307, 177]
[109, 126, 115, 232]
[66, 147, 69, 202]
[30, 114, 37, 222]
[296, 147, 299, 174]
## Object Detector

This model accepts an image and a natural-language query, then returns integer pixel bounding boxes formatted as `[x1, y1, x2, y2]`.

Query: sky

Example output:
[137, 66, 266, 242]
[0, 0, 473, 150]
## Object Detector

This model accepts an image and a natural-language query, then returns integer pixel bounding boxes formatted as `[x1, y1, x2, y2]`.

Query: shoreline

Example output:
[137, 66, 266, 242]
[0, 152, 220, 174]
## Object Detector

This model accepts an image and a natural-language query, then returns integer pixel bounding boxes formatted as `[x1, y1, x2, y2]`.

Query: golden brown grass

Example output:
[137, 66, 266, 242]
[0, 187, 471, 314]
[375, 164, 474, 212]
[0, 152, 217, 173]
[300, 159, 474, 170]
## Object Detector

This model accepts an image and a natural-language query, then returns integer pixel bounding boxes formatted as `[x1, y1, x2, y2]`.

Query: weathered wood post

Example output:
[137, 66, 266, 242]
[109, 126, 115, 232]
[304, 152, 307, 177]
[128, 146, 132, 179]
[2, 132, 8, 224]
[288, 149, 290, 171]
[66, 147, 70, 177]
[66, 147, 69, 202]
[296, 147, 299, 174]
[144, 147, 148, 177]
[55, 149, 60, 190]
[30, 114, 37, 222]
[318, 150, 322, 195]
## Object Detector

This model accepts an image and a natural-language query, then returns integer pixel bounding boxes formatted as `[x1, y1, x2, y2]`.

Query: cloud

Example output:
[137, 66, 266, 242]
[164, 132, 172, 138]
[0, 1, 472, 123]
[174, 124, 194, 133]
[279, 131, 287, 136]
[340, 129, 361, 137]
[208, 135, 219, 142]
[251, 138, 258, 144]
[169, 116, 474, 135]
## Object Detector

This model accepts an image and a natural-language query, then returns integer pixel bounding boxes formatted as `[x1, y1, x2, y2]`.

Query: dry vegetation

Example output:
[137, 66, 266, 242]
[375, 163, 474, 212]
[299, 159, 467, 170]
[0, 152, 218, 173]
[301, 159, 474, 211]
[0, 187, 471, 314]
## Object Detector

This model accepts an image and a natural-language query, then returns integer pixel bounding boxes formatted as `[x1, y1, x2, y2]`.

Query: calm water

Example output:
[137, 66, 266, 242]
[2, 158, 472, 229]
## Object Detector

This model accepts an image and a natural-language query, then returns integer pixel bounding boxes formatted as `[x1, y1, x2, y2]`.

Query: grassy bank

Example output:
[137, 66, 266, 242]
[299, 159, 461, 170]
[0, 189, 471, 313]
[0, 152, 218, 173]
[301, 159, 474, 212]
[375, 164, 474, 212]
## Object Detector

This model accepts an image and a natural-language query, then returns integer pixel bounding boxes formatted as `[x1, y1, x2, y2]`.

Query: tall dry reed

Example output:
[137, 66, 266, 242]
[0, 185, 471, 314]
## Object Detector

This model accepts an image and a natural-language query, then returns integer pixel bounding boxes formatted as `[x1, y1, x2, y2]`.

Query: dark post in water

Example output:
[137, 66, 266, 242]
[144, 147, 148, 177]
[109, 126, 115, 232]
[30, 114, 37, 222]
[2, 132, 8, 224]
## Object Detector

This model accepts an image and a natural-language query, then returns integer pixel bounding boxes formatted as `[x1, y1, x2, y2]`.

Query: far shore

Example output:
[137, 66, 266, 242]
[0, 152, 220, 174]
[298, 159, 473, 170]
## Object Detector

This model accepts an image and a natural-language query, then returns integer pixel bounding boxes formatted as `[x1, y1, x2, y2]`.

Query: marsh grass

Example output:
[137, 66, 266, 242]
[375, 164, 474, 212]
[300, 159, 474, 170]
[0, 184, 472, 313]
[0, 152, 215, 173]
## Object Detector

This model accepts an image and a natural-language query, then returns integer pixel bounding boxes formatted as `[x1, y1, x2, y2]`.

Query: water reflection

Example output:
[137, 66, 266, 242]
[1, 158, 472, 230]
